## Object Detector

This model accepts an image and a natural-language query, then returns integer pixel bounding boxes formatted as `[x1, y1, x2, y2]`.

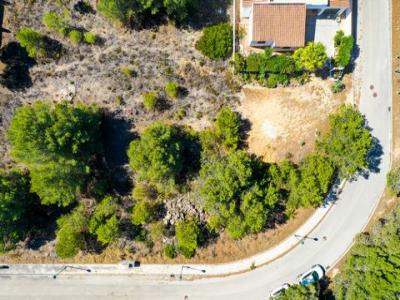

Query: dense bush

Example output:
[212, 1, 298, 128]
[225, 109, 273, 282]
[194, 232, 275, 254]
[386, 167, 400, 196]
[333, 205, 400, 299]
[55, 207, 87, 258]
[215, 107, 241, 150]
[0, 169, 35, 252]
[293, 42, 328, 73]
[131, 200, 157, 225]
[233, 49, 297, 87]
[334, 30, 354, 68]
[164, 244, 177, 258]
[195, 23, 232, 60]
[16, 28, 47, 59]
[7, 101, 102, 206]
[175, 219, 199, 257]
[317, 105, 372, 179]
[88, 196, 120, 245]
[97, 0, 196, 26]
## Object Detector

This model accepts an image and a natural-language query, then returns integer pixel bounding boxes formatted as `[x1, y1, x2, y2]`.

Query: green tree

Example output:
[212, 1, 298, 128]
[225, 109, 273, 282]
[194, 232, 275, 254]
[269, 160, 299, 192]
[16, 28, 47, 59]
[317, 105, 372, 179]
[386, 167, 400, 196]
[334, 30, 354, 68]
[0, 169, 35, 252]
[7, 101, 102, 206]
[7, 101, 102, 165]
[88, 196, 120, 245]
[334, 205, 400, 300]
[97, 0, 135, 26]
[287, 154, 335, 210]
[215, 107, 241, 150]
[127, 122, 184, 186]
[175, 219, 199, 258]
[195, 23, 233, 60]
[274, 284, 318, 300]
[30, 159, 88, 207]
[293, 42, 328, 73]
[55, 206, 87, 258]
[200, 151, 278, 239]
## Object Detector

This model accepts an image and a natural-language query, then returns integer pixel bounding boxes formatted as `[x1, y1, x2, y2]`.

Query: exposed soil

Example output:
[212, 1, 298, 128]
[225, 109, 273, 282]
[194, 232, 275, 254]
[237, 76, 352, 163]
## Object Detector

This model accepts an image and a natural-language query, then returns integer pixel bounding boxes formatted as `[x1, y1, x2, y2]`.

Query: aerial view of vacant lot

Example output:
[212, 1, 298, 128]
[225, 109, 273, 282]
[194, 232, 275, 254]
[0, 0, 374, 270]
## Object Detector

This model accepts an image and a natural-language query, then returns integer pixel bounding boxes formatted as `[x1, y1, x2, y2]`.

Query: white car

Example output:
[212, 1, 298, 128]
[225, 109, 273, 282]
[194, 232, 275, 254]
[298, 264, 325, 287]
[269, 283, 290, 298]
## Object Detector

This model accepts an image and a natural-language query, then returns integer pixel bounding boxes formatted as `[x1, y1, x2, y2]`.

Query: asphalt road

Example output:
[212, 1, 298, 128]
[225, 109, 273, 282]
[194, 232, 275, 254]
[0, 1, 392, 299]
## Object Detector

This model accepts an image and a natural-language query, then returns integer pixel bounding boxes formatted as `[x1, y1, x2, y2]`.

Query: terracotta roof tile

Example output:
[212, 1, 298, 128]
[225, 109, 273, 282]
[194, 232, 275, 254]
[329, 0, 350, 8]
[252, 3, 306, 48]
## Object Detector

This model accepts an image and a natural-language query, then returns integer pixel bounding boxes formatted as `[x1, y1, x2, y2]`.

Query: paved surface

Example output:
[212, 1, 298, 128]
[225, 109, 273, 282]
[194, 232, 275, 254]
[0, 0, 392, 299]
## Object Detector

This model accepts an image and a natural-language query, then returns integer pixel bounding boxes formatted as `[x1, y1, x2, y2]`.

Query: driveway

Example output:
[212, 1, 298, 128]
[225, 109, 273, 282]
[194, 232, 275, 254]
[0, 0, 392, 299]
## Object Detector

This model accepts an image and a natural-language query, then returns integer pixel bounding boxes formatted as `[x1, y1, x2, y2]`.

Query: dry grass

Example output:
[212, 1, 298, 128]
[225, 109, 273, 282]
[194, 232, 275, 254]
[237, 76, 352, 163]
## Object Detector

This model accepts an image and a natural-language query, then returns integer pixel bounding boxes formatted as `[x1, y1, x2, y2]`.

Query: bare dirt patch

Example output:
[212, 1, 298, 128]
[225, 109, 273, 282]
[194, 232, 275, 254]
[238, 76, 352, 163]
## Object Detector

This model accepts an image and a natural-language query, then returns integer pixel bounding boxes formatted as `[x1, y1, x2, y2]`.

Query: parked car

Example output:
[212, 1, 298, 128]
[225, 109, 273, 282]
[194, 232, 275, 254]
[269, 283, 290, 298]
[298, 264, 325, 287]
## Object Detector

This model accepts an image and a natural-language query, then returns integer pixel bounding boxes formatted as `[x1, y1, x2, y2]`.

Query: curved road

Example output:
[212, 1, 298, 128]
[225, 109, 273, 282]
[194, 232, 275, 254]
[0, 1, 392, 299]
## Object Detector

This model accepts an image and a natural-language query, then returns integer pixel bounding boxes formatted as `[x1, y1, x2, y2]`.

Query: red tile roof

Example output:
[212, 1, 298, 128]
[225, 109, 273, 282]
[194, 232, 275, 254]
[252, 3, 306, 48]
[329, 0, 350, 8]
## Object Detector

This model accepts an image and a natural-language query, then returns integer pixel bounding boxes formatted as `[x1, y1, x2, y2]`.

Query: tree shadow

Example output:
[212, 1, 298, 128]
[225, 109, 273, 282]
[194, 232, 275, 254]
[0, 42, 36, 91]
[185, 0, 231, 29]
[101, 112, 135, 195]
[365, 136, 383, 174]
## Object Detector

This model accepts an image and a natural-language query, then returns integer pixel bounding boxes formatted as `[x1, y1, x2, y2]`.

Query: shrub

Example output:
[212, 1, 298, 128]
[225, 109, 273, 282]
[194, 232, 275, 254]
[83, 32, 97, 44]
[55, 207, 87, 258]
[131, 200, 156, 225]
[68, 29, 83, 44]
[149, 221, 164, 242]
[334, 30, 354, 68]
[387, 167, 400, 196]
[132, 183, 157, 201]
[293, 42, 328, 73]
[175, 219, 199, 258]
[331, 80, 345, 93]
[195, 23, 233, 60]
[164, 244, 177, 258]
[142, 91, 159, 111]
[0, 169, 35, 252]
[275, 284, 319, 300]
[266, 74, 289, 88]
[16, 27, 47, 59]
[215, 107, 241, 150]
[120, 66, 135, 77]
[266, 55, 296, 75]
[42, 12, 69, 36]
[165, 81, 179, 99]
[88, 196, 120, 245]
